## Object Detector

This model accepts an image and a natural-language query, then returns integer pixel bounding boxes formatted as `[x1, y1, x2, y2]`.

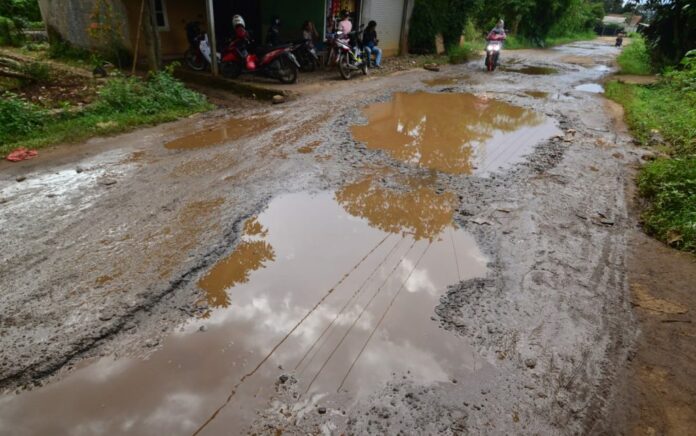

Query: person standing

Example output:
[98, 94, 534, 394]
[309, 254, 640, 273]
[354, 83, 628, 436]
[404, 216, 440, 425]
[338, 10, 352, 35]
[362, 20, 382, 68]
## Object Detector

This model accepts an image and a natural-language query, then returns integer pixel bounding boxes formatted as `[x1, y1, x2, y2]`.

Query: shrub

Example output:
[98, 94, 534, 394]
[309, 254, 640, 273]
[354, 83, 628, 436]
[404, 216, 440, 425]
[0, 92, 46, 143]
[95, 65, 208, 115]
[638, 157, 696, 252]
[21, 61, 51, 82]
[0, 15, 22, 46]
[448, 42, 480, 64]
[47, 40, 92, 62]
[617, 35, 653, 75]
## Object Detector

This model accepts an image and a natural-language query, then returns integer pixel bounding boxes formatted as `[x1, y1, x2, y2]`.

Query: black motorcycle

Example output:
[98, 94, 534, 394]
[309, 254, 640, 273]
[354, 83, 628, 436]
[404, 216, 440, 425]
[292, 39, 320, 72]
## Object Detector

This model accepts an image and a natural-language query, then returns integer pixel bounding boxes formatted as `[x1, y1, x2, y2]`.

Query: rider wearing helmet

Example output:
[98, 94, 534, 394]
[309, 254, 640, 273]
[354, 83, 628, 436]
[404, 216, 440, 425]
[233, 15, 248, 42]
[487, 19, 506, 41]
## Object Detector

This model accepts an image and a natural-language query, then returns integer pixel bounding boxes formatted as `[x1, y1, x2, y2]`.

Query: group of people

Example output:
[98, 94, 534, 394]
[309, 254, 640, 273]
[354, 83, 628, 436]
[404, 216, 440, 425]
[230, 10, 384, 69]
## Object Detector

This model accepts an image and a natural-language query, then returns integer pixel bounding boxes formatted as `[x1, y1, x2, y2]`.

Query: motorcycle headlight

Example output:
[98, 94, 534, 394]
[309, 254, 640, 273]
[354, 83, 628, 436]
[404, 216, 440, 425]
[486, 44, 494, 51]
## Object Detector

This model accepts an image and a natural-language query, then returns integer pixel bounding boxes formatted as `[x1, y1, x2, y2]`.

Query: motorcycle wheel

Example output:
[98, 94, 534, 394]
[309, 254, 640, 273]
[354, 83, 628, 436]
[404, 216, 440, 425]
[276, 57, 298, 84]
[338, 53, 352, 80]
[300, 54, 316, 72]
[221, 62, 242, 79]
[184, 48, 206, 71]
[486, 54, 494, 72]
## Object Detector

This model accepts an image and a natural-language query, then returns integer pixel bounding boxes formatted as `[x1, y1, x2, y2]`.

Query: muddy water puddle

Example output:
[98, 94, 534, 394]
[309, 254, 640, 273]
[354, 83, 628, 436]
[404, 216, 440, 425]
[575, 83, 604, 93]
[501, 65, 558, 75]
[164, 116, 272, 150]
[524, 90, 549, 99]
[351, 92, 560, 174]
[422, 75, 468, 87]
[0, 178, 487, 435]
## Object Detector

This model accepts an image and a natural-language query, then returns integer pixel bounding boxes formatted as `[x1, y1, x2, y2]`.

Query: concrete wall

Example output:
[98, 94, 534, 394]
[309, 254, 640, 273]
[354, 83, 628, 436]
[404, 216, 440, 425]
[122, 0, 206, 57]
[38, 0, 131, 49]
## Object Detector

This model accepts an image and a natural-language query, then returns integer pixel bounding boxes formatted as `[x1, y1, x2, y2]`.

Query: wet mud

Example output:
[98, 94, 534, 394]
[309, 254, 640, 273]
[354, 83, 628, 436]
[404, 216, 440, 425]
[164, 116, 272, 150]
[0, 38, 649, 436]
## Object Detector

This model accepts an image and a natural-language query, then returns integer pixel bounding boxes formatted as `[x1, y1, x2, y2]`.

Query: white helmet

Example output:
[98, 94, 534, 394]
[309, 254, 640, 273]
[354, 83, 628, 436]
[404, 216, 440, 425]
[233, 15, 245, 28]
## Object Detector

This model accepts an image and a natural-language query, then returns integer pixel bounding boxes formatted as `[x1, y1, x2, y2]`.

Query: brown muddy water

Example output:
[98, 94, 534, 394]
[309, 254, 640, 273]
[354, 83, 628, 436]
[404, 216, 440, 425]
[351, 92, 560, 175]
[0, 178, 488, 435]
[164, 116, 271, 150]
[524, 91, 549, 99]
[422, 75, 469, 87]
[500, 66, 558, 75]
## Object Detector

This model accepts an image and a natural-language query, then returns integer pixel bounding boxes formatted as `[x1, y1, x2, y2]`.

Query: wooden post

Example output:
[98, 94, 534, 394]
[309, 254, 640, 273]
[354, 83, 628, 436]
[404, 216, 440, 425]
[205, 0, 219, 76]
[398, 0, 411, 56]
[131, 0, 146, 75]
[143, 0, 162, 71]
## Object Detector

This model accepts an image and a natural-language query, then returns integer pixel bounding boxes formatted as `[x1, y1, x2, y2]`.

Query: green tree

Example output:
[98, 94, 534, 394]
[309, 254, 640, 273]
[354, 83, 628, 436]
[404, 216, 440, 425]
[644, 0, 696, 67]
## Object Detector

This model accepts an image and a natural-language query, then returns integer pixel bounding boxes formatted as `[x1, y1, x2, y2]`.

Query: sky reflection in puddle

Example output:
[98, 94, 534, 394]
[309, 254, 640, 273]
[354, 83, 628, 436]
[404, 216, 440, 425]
[0, 178, 487, 436]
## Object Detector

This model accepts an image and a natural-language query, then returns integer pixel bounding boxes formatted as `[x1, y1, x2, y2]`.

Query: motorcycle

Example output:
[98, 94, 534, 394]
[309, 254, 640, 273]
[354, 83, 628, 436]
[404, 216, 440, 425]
[219, 37, 300, 84]
[326, 26, 368, 80]
[484, 34, 505, 72]
[184, 22, 220, 71]
[292, 39, 320, 72]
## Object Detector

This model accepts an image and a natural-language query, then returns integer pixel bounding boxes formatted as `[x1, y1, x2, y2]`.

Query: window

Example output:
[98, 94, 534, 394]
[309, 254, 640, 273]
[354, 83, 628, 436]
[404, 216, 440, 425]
[153, 0, 169, 31]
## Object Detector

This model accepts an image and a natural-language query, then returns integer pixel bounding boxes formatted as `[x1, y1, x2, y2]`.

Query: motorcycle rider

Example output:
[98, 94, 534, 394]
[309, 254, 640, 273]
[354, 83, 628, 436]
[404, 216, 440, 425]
[486, 19, 506, 67]
[487, 19, 506, 40]
[231, 15, 253, 69]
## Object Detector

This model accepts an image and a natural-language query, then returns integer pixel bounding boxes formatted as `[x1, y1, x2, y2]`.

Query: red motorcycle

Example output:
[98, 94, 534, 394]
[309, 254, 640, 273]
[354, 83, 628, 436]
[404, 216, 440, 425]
[220, 37, 300, 84]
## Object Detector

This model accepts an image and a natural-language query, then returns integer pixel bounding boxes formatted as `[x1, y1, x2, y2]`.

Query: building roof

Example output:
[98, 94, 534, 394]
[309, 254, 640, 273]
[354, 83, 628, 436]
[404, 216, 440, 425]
[603, 15, 627, 25]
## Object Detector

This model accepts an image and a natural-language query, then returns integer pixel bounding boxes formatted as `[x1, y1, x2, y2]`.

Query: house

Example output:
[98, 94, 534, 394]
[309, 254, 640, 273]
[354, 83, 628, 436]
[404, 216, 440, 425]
[38, 0, 414, 74]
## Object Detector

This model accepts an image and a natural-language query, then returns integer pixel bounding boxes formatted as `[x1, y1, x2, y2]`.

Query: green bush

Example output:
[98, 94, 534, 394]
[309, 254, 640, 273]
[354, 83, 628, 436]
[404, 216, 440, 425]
[1, 68, 211, 155]
[448, 42, 480, 64]
[47, 40, 92, 62]
[95, 65, 208, 115]
[0, 92, 46, 143]
[0, 15, 22, 46]
[617, 35, 653, 75]
[638, 157, 696, 252]
[21, 61, 51, 82]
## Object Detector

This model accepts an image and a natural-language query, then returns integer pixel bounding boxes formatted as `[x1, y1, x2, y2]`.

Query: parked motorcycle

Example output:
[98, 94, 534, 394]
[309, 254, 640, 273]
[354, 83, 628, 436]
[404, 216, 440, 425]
[326, 26, 368, 80]
[484, 34, 505, 72]
[220, 37, 300, 84]
[292, 39, 320, 72]
[184, 22, 219, 71]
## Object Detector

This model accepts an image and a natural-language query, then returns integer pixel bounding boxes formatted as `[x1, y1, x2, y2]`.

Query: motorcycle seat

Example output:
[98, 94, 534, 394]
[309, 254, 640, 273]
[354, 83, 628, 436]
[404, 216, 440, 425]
[255, 44, 292, 56]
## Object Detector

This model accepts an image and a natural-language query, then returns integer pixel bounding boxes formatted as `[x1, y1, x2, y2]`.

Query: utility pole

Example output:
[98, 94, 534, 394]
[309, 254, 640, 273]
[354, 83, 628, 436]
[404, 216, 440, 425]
[205, 0, 219, 76]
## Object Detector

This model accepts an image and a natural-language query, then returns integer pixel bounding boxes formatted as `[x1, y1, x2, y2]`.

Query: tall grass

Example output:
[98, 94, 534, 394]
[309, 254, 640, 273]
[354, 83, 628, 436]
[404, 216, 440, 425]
[617, 36, 653, 75]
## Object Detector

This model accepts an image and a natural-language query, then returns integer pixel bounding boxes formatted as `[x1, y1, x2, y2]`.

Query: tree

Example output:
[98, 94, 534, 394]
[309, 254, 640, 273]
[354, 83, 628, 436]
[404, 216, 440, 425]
[644, 0, 696, 66]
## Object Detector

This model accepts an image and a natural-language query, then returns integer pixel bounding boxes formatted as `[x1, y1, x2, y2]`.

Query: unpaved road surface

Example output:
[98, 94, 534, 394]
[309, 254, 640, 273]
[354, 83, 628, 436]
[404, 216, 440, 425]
[0, 39, 660, 434]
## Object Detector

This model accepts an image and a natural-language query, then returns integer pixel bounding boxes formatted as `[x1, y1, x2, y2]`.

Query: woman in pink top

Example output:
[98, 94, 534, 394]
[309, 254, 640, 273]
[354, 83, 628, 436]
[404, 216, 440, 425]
[338, 10, 352, 34]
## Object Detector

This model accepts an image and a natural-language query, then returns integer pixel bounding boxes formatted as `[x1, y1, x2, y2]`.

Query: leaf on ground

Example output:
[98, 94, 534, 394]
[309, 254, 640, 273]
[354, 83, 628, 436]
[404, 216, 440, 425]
[631, 283, 688, 314]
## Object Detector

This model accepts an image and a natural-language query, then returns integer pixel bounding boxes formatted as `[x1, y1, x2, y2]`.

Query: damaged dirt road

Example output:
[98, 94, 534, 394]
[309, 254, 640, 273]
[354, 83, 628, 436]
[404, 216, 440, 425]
[0, 39, 685, 435]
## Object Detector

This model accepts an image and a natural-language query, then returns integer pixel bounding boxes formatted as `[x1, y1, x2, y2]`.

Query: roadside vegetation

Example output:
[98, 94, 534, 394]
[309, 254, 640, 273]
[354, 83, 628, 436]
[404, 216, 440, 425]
[1, 0, 212, 156]
[409, 0, 605, 59]
[616, 35, 653, 75]
[0, 64, 211, 155]
[607, 24, 696, 252]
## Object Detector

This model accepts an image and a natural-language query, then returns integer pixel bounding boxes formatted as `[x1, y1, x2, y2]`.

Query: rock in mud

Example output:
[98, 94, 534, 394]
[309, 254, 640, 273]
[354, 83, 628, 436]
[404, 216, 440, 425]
[524, 358, 537, 369]
[15, 176, 26, 182]
[279, 374, 289, 384]
[318, 407, 327, 414]
[272, 95, 286, 105]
